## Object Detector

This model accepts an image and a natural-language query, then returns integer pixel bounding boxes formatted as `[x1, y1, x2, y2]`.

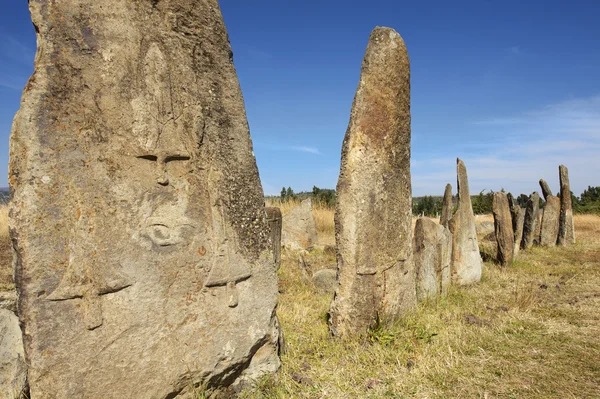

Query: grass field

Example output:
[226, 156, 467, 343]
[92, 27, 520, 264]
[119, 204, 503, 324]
[1, 204, 599, 398]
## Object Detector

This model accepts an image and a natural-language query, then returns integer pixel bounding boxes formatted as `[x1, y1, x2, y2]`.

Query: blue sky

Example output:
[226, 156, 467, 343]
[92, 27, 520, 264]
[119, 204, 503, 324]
[1, 1, 599, 197]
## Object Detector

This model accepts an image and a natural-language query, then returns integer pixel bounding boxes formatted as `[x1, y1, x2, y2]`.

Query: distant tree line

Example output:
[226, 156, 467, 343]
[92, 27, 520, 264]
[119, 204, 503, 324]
[277, 186, 336, 208]
[573, 186, 600, 214]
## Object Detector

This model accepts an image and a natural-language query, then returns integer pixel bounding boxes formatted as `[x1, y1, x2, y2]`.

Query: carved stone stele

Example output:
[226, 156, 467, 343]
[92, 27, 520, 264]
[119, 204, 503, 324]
[413, 218, 452, 302]
[329, 27, 415, 337]
[9, 1, 279, 397]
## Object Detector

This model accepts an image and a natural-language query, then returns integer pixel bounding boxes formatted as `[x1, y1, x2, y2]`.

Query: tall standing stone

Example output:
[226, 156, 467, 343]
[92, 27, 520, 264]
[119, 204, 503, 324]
[557, 165, 576, 246]
[521, 192, 541, 250]
[9, 1, 279, 397]
[492, 192, 514, 266]
[329, 27, 414, 337]
[539, 180, 560, 247]
[413, 218, 452, 302]
[448, 159, 482, 285]
[440, 183, 453, 228]
[508, 194, 525, 258]
[265, 207, 282, 270]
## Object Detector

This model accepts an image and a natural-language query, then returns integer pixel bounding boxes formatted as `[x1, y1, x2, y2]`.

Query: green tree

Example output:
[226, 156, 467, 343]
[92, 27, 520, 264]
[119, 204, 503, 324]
[280, 187, 287, 202]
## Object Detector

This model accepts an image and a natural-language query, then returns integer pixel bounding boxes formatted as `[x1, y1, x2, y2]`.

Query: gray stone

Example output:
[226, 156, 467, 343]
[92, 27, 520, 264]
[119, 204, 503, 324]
[492, 192, 514, 267]
[281, 198, 318, 250]
[329, 27, 415, 337]
[9, 1, 279, 397]
[0, 310, 27, 399]
[265, 207, 282, 270]
[539, 180, 560, 247]
[476, 221, 494, 236]
[448, 159, 482, 285]
[440, 184, 453, 228]
[413, 218, 452, 302]
[521, 192, 541, 250]
[558, 165, 576, 246]
[312, 269, 338, 294]
[539, 179, 553, 200]
[507, 194, 524, 257]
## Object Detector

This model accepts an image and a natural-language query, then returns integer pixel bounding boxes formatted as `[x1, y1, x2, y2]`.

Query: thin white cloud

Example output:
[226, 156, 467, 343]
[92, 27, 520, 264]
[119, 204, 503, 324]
[0, 35, 35, 66]
[412, 95, 600, 196]
[291, 146, 321, 155]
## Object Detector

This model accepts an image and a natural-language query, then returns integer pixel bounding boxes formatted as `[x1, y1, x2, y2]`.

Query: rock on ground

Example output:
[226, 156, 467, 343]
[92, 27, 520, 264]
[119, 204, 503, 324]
[413, 218, 452, 301]
[312, 269, 338, 294]
[281, 198, 319, 250]
[9, 1, 279, 397]
[558, 165, 576, 246]
[329, 27, 415, 337]
[448, 159, 482, 285]
[492, 192, 514, 267]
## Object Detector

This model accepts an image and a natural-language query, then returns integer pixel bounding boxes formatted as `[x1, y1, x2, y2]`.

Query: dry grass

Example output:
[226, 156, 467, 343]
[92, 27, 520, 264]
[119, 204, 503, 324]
[242, 213, 600, 399]
[0, 204, 12, 290]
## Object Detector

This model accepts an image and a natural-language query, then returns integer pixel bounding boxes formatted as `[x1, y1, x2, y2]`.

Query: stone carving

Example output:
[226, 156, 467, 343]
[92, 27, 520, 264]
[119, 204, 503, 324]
[9, 1, 279, 397]
[329, 27, 415, 337]
[508, 194, 525, 258]
[521, 192, 541, 250]
[558, 165, 576, 246]
[413, 218, 452, 301]
[265, 207, 283, 270]
[448, 159, 482, 285]
[440, 184, 453, 228]
[539, 180, 560, 247]
[281, 198, 319, 250]
[492, 192, 514, 267]
[0, 310, 27, 399]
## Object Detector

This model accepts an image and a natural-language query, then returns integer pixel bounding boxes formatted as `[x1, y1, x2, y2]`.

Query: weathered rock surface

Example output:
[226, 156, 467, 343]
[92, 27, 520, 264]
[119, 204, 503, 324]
[9, 1, 279, 397]
[0, 310, 27, 399]
[265, 207, 282, 270]
[558, 165, 576, 246]
[539, 179, 553, 200]
[492, 192, 514, 266]
[521, 192, 541, 250]
[476, 221, 494, 236]
[413, 218, 452, 301]
[507, 194, 524, 257]
[312, 269, 338, 294]
[281, 198, 318, 250]
[440, 184, 453, 228]
[329, 27, 415, 337]
[448, 159, 482, 285]
[539, 180, 560, 247]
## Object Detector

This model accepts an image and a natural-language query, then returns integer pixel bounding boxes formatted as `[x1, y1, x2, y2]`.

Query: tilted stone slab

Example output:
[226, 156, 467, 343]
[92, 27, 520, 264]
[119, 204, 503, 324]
[558, 165, 576, 246]
[413, 218, 452, 302]
[539, 180, 560, 247]
[329, 27, 415, 337]
[265, 207, 282, 270]
[448, 159, 482, 285]
[492, 192, 514, 267]
[0, 310, 27, 399]
[507, 194, 524, 257]
[281, 198, 318, 250]
[521, 192, 541, 250]
[9, 1, 279, 397]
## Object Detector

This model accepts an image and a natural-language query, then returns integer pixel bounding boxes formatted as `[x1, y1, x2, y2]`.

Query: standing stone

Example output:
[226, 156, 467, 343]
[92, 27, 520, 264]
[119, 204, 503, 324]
[539, 181, 560, 247]
[558, 165, 576, 246]
[281, 198, 318, 250]
[521, 192, 541, 250]
[448, 159, 482, 285]
[539, 179, 553, 200]
[492, 192, 514, 267]
[507, 194, 524, 257]
[9, 2, 279, 397]
[265, 207, 282, 270]
[440, 183, 453, 228]
[413, 218, 452, 302]
[329, 27, 414, 337]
